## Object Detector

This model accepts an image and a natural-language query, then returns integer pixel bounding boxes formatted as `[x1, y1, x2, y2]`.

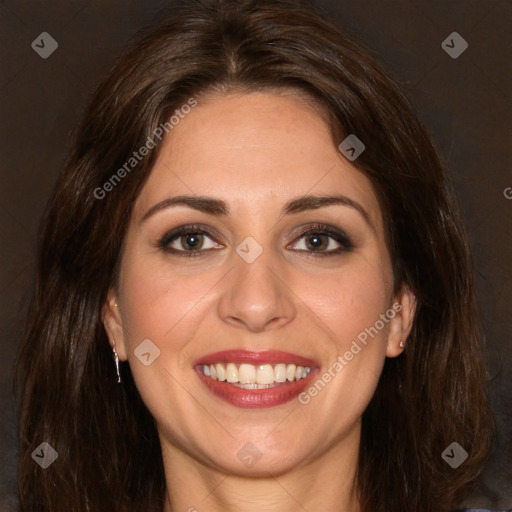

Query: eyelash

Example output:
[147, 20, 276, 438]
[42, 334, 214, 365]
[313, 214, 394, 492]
[157, 223, 354, 258]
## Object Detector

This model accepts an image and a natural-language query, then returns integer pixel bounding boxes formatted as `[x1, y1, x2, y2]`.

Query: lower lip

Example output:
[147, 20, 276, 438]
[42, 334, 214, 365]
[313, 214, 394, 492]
[195, 367, 319, 408]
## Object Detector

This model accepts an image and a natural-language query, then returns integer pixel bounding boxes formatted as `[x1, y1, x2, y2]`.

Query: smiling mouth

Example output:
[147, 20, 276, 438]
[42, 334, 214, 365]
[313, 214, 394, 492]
[193, 349, 319, 407]
[199, 362, 312, 388]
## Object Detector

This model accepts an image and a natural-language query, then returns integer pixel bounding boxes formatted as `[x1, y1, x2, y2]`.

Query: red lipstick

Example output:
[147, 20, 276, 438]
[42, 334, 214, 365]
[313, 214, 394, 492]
[194, 350, 320, 408]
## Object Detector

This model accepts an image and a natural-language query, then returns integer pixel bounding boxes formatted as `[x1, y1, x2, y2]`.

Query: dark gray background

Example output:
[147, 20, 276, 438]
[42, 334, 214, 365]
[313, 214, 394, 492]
[1, 1, 511, 510]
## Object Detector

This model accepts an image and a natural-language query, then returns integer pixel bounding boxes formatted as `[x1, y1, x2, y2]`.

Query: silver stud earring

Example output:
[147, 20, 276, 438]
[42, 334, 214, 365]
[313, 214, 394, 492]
[112, 338, 121, 384]
[399, 341, 405, 349]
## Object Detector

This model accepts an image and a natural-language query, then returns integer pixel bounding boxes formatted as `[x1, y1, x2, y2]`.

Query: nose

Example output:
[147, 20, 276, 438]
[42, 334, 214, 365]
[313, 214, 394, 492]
[217, 252, 297, 333]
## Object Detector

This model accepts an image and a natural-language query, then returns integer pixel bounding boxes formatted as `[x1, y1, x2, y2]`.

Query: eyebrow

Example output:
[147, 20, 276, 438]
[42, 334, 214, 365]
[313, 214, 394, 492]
[140, 194, 374, 231]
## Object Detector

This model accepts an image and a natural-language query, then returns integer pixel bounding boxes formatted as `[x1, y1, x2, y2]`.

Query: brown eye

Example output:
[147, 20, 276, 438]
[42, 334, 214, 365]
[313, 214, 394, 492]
[178, 233, 205, 250]
[305, 233, 330, 251]
[158, 224, 224, 256]
[288, 224, 353, 256]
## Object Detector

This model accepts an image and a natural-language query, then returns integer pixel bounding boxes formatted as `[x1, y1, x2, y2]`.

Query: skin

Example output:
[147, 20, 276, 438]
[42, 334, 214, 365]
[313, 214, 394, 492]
[103, 90, 416, 512]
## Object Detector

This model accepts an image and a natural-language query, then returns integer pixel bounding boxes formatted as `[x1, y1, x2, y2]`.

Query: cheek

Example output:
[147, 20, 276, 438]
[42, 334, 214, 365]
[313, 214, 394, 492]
[293, 253, 393, 430]
[118, 249, 221, 352]
[303, 252, 393, 350]
[116, 251, 217, 423]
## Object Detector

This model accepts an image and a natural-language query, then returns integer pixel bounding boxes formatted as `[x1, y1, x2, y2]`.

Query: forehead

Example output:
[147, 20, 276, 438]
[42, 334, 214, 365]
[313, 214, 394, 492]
[134, 91, 382, 228]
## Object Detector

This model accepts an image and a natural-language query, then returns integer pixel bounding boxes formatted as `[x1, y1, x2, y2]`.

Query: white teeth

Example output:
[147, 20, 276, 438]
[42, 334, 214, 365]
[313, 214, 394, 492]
[225, 362, 238, 383]
[286, 364, 296, 382]
[256, 364, 274, 385]
[274, 363, 287, 383]
[200, 362, 312, 385]
[239, 363, 256, 384]
[216, 363, 226, 381]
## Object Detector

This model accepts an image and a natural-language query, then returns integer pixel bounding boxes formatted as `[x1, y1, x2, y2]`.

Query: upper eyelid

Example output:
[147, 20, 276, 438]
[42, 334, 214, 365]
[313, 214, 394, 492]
[288, 223, 346, 238]
[160, 224, 224, 243]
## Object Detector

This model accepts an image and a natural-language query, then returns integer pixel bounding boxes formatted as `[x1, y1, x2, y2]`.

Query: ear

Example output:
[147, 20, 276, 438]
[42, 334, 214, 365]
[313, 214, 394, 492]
[385, 285, 417, 358]
[102, 288, 127, 361]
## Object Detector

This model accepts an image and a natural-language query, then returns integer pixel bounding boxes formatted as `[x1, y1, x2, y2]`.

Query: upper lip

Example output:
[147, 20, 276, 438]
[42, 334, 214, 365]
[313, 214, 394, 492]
[194, 350, 319, 368]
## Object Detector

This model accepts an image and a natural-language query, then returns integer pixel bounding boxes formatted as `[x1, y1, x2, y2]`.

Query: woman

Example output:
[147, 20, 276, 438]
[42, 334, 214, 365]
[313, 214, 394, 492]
[13, 0, 499, 511]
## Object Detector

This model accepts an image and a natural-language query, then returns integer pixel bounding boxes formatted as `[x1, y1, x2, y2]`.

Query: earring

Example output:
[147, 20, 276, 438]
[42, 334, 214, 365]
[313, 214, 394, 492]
[399, 341, 405, 349]
[112, 338, 121, 384]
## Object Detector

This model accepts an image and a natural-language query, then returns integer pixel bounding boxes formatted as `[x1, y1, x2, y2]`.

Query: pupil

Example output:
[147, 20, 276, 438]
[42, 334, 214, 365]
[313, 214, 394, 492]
[308, 234, 325, 250]
[183, 233, 202, 249]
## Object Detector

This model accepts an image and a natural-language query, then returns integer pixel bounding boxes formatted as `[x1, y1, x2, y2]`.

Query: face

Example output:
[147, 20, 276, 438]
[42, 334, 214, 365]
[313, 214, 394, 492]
[104, 90, 415, 477]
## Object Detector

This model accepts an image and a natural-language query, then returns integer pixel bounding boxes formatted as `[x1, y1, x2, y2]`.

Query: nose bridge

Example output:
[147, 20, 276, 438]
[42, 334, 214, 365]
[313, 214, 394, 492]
[217, 245, 296, 332]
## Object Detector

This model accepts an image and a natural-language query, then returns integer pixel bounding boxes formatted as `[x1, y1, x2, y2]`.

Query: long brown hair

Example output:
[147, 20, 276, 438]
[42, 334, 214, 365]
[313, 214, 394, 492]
[12, 1, 494, 510]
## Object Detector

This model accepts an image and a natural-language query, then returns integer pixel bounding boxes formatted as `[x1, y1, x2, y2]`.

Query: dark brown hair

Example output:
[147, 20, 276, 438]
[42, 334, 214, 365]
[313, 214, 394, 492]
[13, 1, 494, 511]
